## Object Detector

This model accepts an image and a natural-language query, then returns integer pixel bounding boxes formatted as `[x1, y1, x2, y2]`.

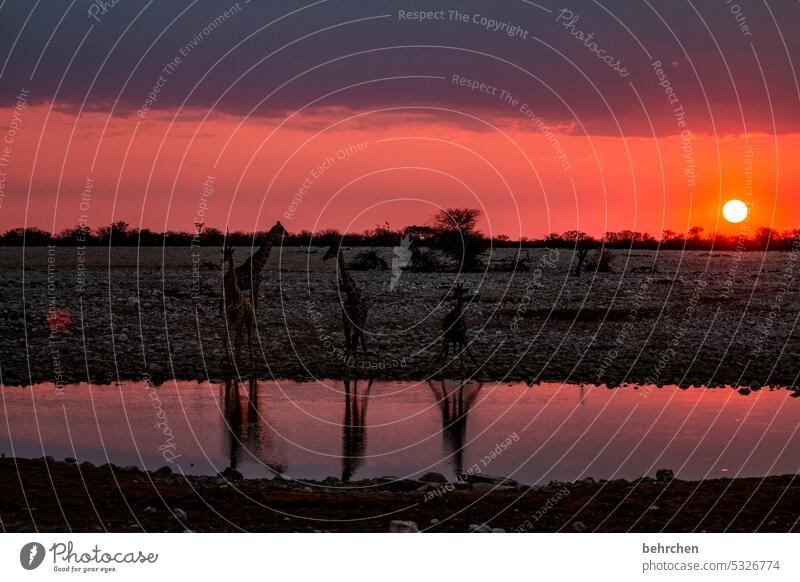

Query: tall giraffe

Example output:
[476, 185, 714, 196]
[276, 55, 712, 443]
[222, 243, 255, 371]
[224, 221, 287, 314]
[440, 283, 477, 364]
[323, 239, 369, 364]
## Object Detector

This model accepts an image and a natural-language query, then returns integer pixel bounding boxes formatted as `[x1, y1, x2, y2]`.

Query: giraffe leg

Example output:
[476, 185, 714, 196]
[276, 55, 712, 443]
[233, 322, 242, 369]
[247, 317, 254, 373]
[351, 329, 359, 375]
[251, 277, 260, 315]
[342, 312, 353, 367]
[222, 316, 234, 370]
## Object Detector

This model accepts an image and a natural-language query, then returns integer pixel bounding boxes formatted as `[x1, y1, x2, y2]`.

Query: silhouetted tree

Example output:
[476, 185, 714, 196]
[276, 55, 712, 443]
[562, 231, 597, 276]
[428, 208, 489, 272]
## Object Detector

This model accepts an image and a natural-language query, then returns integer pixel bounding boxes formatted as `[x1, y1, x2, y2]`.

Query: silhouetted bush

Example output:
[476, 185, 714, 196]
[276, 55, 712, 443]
[586, 249, 615, 273]
[408, 248, 444, 272]
[349, 250, 388, 271]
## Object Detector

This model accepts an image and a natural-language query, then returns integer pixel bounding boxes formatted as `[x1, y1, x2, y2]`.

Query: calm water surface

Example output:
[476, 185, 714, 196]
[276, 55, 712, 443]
[1, 380, 798, 484]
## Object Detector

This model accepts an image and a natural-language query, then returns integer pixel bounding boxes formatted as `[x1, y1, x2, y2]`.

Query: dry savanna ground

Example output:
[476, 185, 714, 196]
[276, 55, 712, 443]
[0, 245, 798, 388]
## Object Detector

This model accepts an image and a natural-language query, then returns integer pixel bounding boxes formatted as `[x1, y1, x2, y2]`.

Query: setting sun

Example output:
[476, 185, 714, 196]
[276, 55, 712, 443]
[722, 199, 749, 224]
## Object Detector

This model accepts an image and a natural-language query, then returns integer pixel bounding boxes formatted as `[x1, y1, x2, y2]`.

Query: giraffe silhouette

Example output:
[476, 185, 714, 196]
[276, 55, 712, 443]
[223, 221, 287, 314]
[222, 242, 255, 371]
[324, 239, 369, 368]
[439, 283, 477, 367]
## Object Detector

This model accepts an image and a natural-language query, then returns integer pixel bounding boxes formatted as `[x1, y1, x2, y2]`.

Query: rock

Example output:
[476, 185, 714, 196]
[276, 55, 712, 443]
[468, 523, 492, 533]
[389, 520, 419, 533]
[430, 518, 440, 525]
[144, 506, 157, 513]
[465, 474, 519, 487]
[64, 457, 77, 464]
[572, 521, 587, 532]
[173, 508, 187, 521]
[155, 465, 173, 475]
[302, 487, 313, 492]
[220, 467, 243, 480]
[491, 528, 506, 533]
[738, 387, 751, 396]
[648, 505, 660, 511]
[127, 296, 139, 305]
[120, 465, 140, 473]
[419, 471, 447, 483]
[656, 469, 674, 482]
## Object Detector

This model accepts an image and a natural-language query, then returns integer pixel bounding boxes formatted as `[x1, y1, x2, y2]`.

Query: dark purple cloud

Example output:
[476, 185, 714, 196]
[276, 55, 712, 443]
[1, 0, 798, 135]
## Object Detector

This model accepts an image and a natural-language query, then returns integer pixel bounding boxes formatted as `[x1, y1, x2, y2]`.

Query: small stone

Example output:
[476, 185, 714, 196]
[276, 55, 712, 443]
[389, 520, 419, 533]
[155, 466, 172, 475]
[64, 457, 76, 464]
[572, 521, 587, 532]
[302, 487, 313, 492]
[491, 528, 506, 533]
[144, 506, 157, 513]
[648, 505, 660, 511]
[173, 508, 187, 521]
[430, 518, 440, 525]
[468, 523, 492, 533]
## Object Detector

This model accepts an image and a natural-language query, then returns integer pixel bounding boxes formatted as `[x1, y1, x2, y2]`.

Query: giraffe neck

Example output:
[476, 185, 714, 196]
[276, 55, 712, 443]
[226, 255, 244, 302]
[250, 234, 274, 272]
[337, 250, 359, 297]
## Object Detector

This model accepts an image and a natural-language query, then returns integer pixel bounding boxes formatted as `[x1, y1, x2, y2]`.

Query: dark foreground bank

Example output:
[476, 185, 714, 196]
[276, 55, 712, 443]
[1, 457, 798, 532]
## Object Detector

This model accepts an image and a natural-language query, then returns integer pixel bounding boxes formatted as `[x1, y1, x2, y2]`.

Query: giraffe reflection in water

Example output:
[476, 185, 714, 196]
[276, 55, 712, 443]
[340, 375, 373, 481]
[428, 378, 484, 476]
[221, 378, 285, 476]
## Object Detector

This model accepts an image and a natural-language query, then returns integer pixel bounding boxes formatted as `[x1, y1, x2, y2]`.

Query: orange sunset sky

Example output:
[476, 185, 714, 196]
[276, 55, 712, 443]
[1, 1, 798, 238]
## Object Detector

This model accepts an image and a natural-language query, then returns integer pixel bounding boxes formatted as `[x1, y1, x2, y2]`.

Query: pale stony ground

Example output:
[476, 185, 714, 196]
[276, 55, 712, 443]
[1, 245, 799, 388]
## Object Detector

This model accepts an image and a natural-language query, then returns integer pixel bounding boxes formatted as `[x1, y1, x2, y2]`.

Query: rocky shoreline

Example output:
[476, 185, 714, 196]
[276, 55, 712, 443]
[2, 456, 799, 532]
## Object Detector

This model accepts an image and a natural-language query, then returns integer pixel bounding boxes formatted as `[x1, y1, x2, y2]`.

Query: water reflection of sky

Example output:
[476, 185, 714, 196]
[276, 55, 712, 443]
[1, 380, 798, 484]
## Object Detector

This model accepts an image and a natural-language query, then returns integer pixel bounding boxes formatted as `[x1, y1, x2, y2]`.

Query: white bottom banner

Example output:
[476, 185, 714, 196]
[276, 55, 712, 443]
[0, 534, 797, 581]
